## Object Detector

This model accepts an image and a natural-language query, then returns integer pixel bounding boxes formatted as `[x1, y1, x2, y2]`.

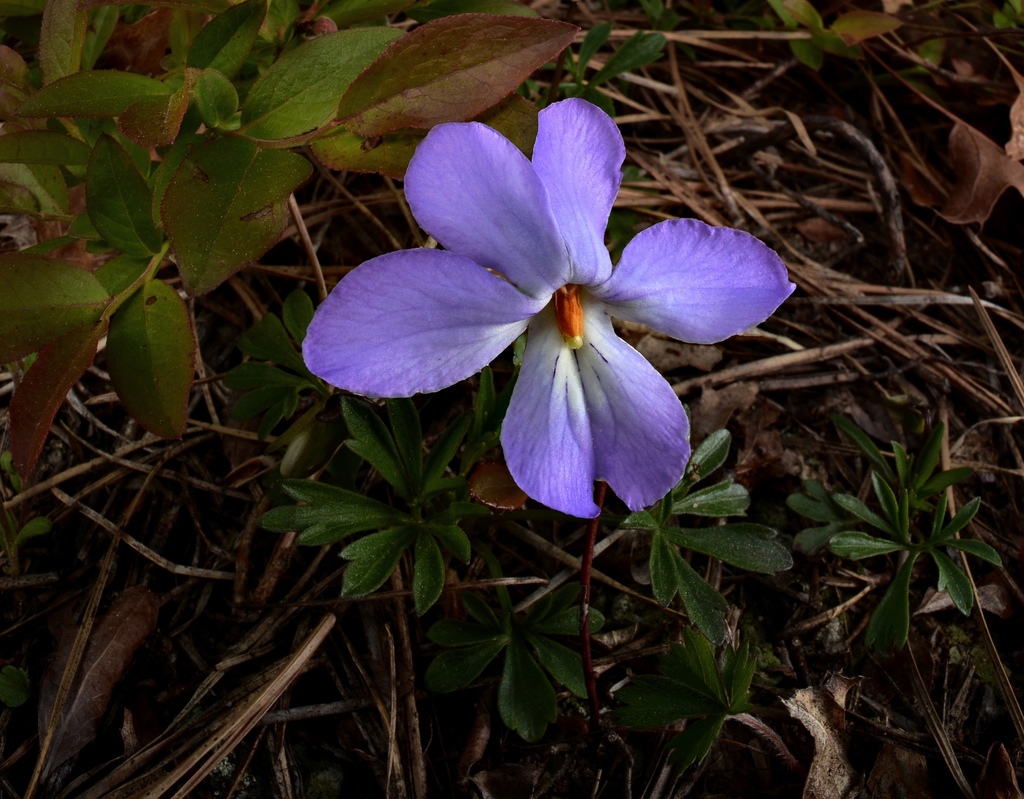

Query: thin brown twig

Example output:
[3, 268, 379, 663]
[287, 194, 327, 302]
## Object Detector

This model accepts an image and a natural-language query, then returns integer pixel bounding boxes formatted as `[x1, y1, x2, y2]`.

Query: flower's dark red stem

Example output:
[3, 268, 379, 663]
[579, 480, 607, 732]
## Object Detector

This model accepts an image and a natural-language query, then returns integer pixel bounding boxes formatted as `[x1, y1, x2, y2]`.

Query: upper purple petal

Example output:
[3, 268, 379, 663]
[576, 300, 690, 510]
[502, 304, 599, 518]
[592, 219, 796, 343]
[404, 121, 570, 299]
[533, 99, 623, 286]
[303, 249, 543, 398]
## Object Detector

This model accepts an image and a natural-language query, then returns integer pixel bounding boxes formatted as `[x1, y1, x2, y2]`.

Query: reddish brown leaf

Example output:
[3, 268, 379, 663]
[978, 742, 1024, 799]
[940, 122, 1024, 225]
[100, 8, 173, 76]
[117, 69, 192, 147]
[470, 462, 528, 511]
[9, 321, 106, 476]
[39, 586, 160, 777]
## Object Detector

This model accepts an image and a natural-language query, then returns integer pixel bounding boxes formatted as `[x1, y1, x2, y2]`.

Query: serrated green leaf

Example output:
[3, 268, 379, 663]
[499, 636, 556, 742]
[86, 135, 161, 256]
[237, 311, 308, 375]
[590, 31, 664, 85]
[0, 131, 91, 165]
[343, 398, 409, 497]
[387, 398, 422, 497]
[672, 481, 749, 517]
[722, 643, 755, 713]
[282, 289, 314, 344]
[187, 0, 266, 78]
[527, 633, 586, 697]
[425, 637, 506, 693]
[17, 70, 173, 117]
[106, 280, 195, 438]
[670, 524, 792, 573]
[338, 14, 577, 137]
[676, 559, 728, 644]
[932, 550, 973, 615]
[413, 532, 445, 614]
[0, 254, 109, 362]
[240, 27, 402, 141]
[162, 137, 311, 295]
[341, 525, 417, 596]
[666, 715, 726, 769]
[865, 554, 917, 651]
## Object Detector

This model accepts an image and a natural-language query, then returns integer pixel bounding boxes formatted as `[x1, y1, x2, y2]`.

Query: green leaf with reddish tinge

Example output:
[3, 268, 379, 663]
[830, 10, 900, 45]
[161, 137, 312, 295]
[338, 14, 577, 137]
[117, 75, 192, 147]
[311, 127, 422, 179]
[239, 27, 402, 141]
[39, 0, 86, 84]
[106, 280, 195, 438]
[10, 322, 106, 475]
[187, 0, 266, 78]
[0, 254, 109, 362]
[16, 71, 173, 118]
[0, 131, 91, 165]
[87, 135, 161, 256]
[0, 163, 68, 216]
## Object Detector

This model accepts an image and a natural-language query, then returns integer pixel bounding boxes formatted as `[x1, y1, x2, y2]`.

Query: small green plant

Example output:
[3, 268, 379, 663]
[616, 628, 756, 769]
[765, 0, 900, 70]
[425, 582, 604, 742]
[0, 665, 31, 708]
[789, 417, 1000, 651]
[560, 24, 666, 115]
[0, 452, 51, 577]
[623, 430, 793, 644]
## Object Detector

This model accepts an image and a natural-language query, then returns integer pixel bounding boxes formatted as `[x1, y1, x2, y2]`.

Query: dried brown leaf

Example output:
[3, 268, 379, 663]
[783, 675, 861, 799]
[39, 586, 159, 776]
[867, 743, 933, 799]
[469, 462, 528, 511]
[977, 742, 1024, 799]
[940, 122, 1024, 225]
[1005, 69, 1024, 161]
[635, 335, 722, 372]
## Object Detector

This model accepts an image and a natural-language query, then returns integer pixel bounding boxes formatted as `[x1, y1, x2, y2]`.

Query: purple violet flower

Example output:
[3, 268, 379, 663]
[303, 99, 795, 518]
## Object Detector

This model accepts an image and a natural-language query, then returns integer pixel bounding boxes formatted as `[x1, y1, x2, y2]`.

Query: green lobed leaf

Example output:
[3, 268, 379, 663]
[682, 429, 731, 486]
[237, 311, 309, 375]
[865, 553, 918, 651]
[425, 637, 506, 693]
[937, 496, 981, 540]
[413, 533, 445, 614]
[527, 633, 586, 697]
[616, 675, 726, 727]
[387, 398, 423, 498]
[341, 525, 418, 596]
[16, 70, 173, 117]
[0, 254, 109, 362]
[722, 643, 756, 713]
[0, 131, 91, 165]
[0, 163, 68, 217]
[666, 715, 726, 769]
[282, 289, 314, 344]
[669, 524, 793, 573]
[106, 280, 195, 438]
[828, 531, 905, 559]
[338, 14, 578, 137]
[240, 27, 402, 141]
[187, 0, 266, 79]
[672, 481, 749, 517]
[589, 31, 665, 86]
[675, 558, 728, 644]
[498, 636, 556, 742]
[10, 322, 106, 475]
[832, 414, 894, 483]
[260, 481, 409, 544]
[86, 135, 161, 256]
[932, 550, 973, 615]
[161, 137, 312, 295]
[947, 538, 1001, 565]
[832, 493, 896, 537]
[342, 398, 409, 497]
